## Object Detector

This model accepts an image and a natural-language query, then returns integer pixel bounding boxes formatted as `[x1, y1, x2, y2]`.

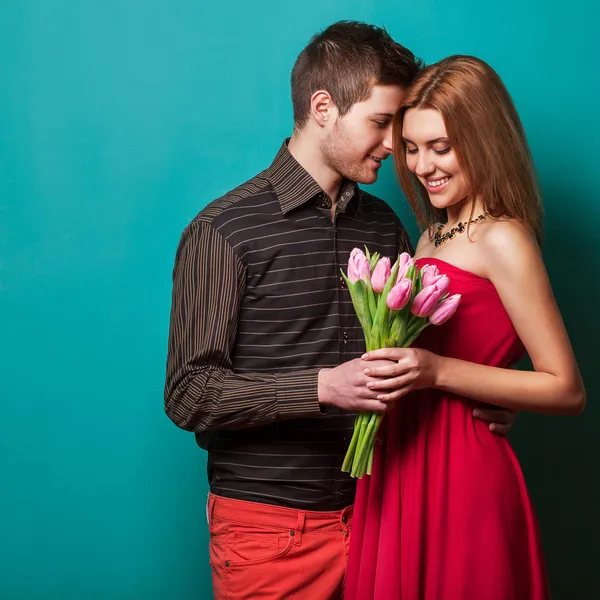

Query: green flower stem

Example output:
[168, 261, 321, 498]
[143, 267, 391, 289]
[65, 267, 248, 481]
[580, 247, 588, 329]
[364, 417, 379, 475]
[341, 414, 362, 473]
[352, 409, 384, 478]
[356, 412, 376, 465]
[353, 414, 368, 469]
[367, 288, 378, 322]
[403, 321, 429, 348]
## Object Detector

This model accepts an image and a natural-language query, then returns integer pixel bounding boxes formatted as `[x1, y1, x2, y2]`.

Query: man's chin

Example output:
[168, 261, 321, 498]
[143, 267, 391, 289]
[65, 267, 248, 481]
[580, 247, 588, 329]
[351, 171, 379, 185]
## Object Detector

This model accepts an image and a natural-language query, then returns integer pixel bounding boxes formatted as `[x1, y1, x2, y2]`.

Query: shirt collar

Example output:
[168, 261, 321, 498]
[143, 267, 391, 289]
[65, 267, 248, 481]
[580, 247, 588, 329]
[266, 140, 360, 216]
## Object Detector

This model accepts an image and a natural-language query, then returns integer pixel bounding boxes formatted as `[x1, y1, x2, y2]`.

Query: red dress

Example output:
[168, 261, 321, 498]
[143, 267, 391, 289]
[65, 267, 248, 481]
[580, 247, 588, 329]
[345, 258, 549, 600]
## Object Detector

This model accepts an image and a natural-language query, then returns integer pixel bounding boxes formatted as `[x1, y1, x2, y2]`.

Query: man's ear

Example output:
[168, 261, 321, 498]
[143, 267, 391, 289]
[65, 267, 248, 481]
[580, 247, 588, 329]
[310, 90, 338, 128]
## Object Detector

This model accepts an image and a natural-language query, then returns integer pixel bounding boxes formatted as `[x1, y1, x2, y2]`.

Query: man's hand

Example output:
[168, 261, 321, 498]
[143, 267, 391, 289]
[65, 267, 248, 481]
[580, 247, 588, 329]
[318, 358, 399, 413]
[473, 407, 517, 435]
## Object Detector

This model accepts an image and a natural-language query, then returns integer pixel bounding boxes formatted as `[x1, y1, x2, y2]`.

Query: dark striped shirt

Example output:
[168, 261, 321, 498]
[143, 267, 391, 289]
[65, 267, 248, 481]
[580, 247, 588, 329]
[165, 141, 413, 510]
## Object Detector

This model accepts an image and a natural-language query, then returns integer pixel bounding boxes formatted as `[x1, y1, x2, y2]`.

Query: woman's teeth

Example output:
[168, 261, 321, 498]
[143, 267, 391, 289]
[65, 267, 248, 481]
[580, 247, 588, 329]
[428, 177, 449, 187]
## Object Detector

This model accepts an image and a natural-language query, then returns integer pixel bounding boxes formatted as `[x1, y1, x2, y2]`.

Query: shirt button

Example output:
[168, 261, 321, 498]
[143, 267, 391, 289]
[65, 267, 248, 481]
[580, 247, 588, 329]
[342, 515, 348, 524]
[343, 332, 349, 344]
[339, 276, 346, 289]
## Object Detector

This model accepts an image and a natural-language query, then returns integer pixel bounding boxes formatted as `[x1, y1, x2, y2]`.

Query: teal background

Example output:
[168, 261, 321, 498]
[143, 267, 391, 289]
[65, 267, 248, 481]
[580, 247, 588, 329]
[1, 1, 597, 598]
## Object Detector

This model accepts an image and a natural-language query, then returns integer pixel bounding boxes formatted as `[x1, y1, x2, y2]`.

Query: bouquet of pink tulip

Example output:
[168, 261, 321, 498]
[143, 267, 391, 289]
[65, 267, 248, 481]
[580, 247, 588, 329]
[341, 248, 461, 478]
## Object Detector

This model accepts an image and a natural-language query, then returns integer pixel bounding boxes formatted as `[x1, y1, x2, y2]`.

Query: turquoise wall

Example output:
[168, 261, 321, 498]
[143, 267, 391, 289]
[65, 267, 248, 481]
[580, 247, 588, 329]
[2, 1, 597, 598]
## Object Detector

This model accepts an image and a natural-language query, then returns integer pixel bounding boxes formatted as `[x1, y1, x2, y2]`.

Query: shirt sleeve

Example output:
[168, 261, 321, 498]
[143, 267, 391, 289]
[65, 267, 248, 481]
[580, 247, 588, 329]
[164, 219, 322, 433]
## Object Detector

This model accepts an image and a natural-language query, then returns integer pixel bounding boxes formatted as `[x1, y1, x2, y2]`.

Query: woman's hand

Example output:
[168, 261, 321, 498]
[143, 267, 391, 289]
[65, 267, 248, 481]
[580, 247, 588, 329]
[362, 348, 518, 436]
[361, 347, 438, 402]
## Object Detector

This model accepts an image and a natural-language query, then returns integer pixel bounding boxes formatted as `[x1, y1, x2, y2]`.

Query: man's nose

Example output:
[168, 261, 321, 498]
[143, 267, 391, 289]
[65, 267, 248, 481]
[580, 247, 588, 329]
[382, 128, 393, 152]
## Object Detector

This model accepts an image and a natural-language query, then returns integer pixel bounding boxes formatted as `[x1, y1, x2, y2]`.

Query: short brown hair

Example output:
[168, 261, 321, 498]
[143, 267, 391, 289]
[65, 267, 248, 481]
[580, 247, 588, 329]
[394, 55, 543, 242]
[292, 21, 422, 128]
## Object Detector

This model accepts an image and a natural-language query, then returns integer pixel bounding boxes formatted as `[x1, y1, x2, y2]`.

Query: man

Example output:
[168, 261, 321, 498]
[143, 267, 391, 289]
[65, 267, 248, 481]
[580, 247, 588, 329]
[165, 21, 515, 600]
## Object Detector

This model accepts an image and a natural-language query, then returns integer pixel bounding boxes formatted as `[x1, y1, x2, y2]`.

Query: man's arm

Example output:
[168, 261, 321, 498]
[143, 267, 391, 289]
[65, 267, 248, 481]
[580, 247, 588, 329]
[164, 219, 322, 433]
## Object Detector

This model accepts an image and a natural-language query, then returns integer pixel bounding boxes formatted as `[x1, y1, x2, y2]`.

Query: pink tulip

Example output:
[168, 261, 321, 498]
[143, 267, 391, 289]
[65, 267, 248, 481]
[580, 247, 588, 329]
[371, 257, 391, 292]
[429, 273, 450, 296]
[397, 252, 414, 280]
[348, 248, 370, 283]
[429, 294, 462, 325]
[420, 264, 440, 287]
[386, 278, 412, 310]
[411, 279, 448, 317]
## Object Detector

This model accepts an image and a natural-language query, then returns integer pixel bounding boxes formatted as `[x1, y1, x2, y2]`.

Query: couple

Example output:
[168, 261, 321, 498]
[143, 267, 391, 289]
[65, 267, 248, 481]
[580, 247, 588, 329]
[165, 21, 585, 600]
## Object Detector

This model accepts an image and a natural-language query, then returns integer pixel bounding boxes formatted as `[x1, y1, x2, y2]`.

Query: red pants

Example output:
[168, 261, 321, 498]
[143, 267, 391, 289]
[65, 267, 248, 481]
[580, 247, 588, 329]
[208, 493, 353, 599]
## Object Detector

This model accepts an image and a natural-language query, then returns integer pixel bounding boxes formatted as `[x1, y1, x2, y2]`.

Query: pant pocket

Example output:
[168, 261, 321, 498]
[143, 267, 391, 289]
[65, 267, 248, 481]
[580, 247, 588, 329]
[221, 527, 299, 599]
[226, 526, 294, 568]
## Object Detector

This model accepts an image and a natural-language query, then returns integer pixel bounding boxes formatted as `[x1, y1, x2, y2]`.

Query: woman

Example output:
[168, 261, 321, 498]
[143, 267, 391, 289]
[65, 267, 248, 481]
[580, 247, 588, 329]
[345, 56, 585, 600]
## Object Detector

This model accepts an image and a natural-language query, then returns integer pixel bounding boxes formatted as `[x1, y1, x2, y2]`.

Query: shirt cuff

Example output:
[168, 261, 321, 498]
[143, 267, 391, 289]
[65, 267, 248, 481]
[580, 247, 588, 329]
[275, 369, 322, 419]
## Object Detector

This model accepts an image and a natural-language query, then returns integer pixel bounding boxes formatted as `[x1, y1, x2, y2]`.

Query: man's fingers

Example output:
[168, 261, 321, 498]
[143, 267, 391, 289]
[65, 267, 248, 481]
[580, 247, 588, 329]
[473, 408, 516, 425]
[473, 407, 516, 437]
[488, 423, 511, 436]
[356, 400, 389, 412]
[359, 391, 384, 402]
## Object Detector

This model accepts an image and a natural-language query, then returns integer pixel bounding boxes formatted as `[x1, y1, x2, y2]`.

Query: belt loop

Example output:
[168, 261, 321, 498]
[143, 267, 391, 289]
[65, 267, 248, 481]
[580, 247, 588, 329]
[341, 506, 351, 532]
[293, 511, 306, 546]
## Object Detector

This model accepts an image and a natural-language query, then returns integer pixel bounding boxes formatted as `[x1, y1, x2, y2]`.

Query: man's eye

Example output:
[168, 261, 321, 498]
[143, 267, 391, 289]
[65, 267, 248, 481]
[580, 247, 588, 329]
[375, 121, 389, 128]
